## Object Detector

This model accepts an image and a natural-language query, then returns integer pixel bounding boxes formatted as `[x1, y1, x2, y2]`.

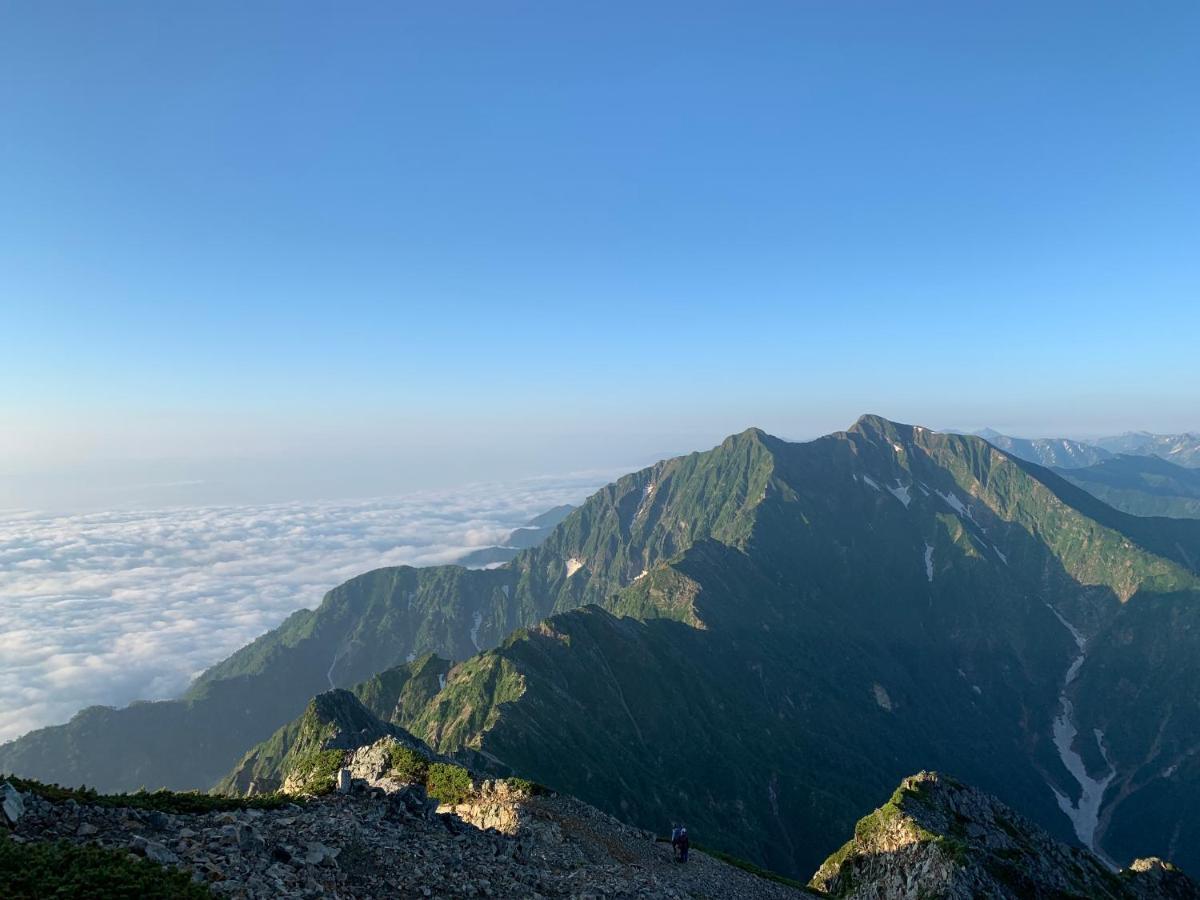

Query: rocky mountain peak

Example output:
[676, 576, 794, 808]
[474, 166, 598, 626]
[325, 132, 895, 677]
[809, 772, 1198, 899]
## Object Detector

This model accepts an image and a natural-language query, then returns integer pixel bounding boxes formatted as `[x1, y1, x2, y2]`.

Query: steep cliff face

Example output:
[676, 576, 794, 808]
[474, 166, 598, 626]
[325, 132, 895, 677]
[809, 772, 1198, 899]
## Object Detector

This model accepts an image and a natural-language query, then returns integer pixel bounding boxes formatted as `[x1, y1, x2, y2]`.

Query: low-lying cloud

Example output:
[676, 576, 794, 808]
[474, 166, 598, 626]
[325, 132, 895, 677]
[0, 473, 611, 744]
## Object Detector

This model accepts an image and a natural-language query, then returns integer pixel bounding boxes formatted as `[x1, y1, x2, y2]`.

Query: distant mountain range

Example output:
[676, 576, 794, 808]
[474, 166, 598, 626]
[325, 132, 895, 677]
[4, 416, 1200, 881]
[973, 428, 1200, 518]
[974, 428, 1114, 468]
[454, 504, 575, 567]
[1095, 432, 1200, 467]
[974, 427, 1200, 470]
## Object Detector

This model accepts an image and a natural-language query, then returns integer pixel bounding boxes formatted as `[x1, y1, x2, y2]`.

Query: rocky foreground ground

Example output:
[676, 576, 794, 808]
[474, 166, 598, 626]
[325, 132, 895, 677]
[3, 774, 809, 899]
[7, 750, 1200, 899]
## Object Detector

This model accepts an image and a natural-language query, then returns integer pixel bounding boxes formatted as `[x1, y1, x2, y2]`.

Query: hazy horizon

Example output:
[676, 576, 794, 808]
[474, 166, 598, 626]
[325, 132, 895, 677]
[7, 412, 1199, 513]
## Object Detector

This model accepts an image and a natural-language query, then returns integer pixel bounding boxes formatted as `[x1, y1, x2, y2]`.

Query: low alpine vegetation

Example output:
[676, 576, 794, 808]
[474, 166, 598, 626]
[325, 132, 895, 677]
[503, 776, 549, 797]
[425, 762, 474, 806]
[284, 749, 345, 796]
[3, 774, 293, 813]
[0, 833, 213, 899]
[386, 744, 430, 785]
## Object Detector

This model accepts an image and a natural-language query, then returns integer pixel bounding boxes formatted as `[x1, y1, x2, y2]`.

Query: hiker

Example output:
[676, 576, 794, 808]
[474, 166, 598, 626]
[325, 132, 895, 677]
[673, 824, 689, 863]
[670, 823, 682, 861]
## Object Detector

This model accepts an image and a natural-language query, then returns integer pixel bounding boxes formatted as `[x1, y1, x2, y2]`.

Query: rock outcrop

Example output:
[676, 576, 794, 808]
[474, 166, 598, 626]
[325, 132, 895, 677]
[809, 771, 1199, 899]
[220, 689, 439, 797]
[1, 781, 24, 826]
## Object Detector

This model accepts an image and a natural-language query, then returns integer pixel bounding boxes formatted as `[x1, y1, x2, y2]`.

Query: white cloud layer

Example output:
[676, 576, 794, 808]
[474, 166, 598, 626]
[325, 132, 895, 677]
[0, 473, 610, 744]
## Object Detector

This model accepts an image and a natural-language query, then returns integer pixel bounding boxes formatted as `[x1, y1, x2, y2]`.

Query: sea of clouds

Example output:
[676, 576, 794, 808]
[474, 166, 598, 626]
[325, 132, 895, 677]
[0, 473, 611, 744]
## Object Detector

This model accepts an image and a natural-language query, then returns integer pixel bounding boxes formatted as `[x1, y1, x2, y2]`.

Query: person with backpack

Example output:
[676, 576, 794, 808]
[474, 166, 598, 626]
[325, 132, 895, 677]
[672, 824, 689, 863]
[670, 823, 682, 861]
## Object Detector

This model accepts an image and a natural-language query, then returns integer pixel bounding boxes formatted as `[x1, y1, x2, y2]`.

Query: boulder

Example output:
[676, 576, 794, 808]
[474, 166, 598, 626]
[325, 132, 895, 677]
[1, 782, 24, 826]
[131, 834, 180, 865]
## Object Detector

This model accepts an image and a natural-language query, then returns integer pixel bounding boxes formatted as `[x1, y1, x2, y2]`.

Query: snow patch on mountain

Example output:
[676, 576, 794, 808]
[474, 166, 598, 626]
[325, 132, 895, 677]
[872, 683, 894, 711]
[936, 489, 973, 520]
[887, 482, 912, 507]
[1043, 604, 1117, 865]
[632, 482, 657, 525]
[470, 611, 484, 652]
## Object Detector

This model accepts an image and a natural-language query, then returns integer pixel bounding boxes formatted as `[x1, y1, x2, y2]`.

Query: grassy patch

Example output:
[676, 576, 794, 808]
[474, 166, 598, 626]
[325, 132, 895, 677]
[0, 833, 212, 898]
[4, 774, 294, 813]
[426, 762, 474, 805]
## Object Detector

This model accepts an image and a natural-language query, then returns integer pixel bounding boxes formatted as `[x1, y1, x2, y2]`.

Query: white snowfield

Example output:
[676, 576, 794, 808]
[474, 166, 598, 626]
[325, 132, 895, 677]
[936, 488, 970, 519]
[470, 610, 484, 652]
[1043, 604, 1117, 866]
[888, 482, 912, 508]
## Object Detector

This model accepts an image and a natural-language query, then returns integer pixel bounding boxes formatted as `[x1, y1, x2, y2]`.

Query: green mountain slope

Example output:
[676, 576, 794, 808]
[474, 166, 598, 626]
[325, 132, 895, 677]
[220, 416, 1200, 878]
[1056, 454, 1200, 519]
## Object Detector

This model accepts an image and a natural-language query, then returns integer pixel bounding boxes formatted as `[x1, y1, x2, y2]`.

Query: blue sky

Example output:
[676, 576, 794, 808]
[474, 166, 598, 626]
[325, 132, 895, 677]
[2, 1, 1198, 508]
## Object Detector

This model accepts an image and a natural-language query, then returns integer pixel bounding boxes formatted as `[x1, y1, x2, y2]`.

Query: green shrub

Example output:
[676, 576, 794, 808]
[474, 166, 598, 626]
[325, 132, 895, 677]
[285, 749, 344, 795]
[386, 744, 429, 784]
[0, 833, 212, 898]
[3, 774, 293, 813]
[425, 763, 474, 805]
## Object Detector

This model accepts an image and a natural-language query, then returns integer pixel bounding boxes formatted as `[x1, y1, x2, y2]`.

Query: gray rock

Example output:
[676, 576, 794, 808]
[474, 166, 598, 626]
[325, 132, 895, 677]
[337, 768, 353, 794]
[1, 782, 24, 826]
[236, 822, 263, 852]
[131, 834, 180, 865]
[304, 841, 340, 867]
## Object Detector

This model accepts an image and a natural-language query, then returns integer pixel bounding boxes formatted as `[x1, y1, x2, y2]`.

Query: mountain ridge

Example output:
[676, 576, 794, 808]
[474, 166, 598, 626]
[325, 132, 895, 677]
[5, 415, 1200, 879]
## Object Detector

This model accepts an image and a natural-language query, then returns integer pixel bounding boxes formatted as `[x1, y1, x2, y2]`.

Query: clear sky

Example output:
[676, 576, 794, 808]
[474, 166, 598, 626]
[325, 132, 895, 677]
[2, 1, 1198, 509]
